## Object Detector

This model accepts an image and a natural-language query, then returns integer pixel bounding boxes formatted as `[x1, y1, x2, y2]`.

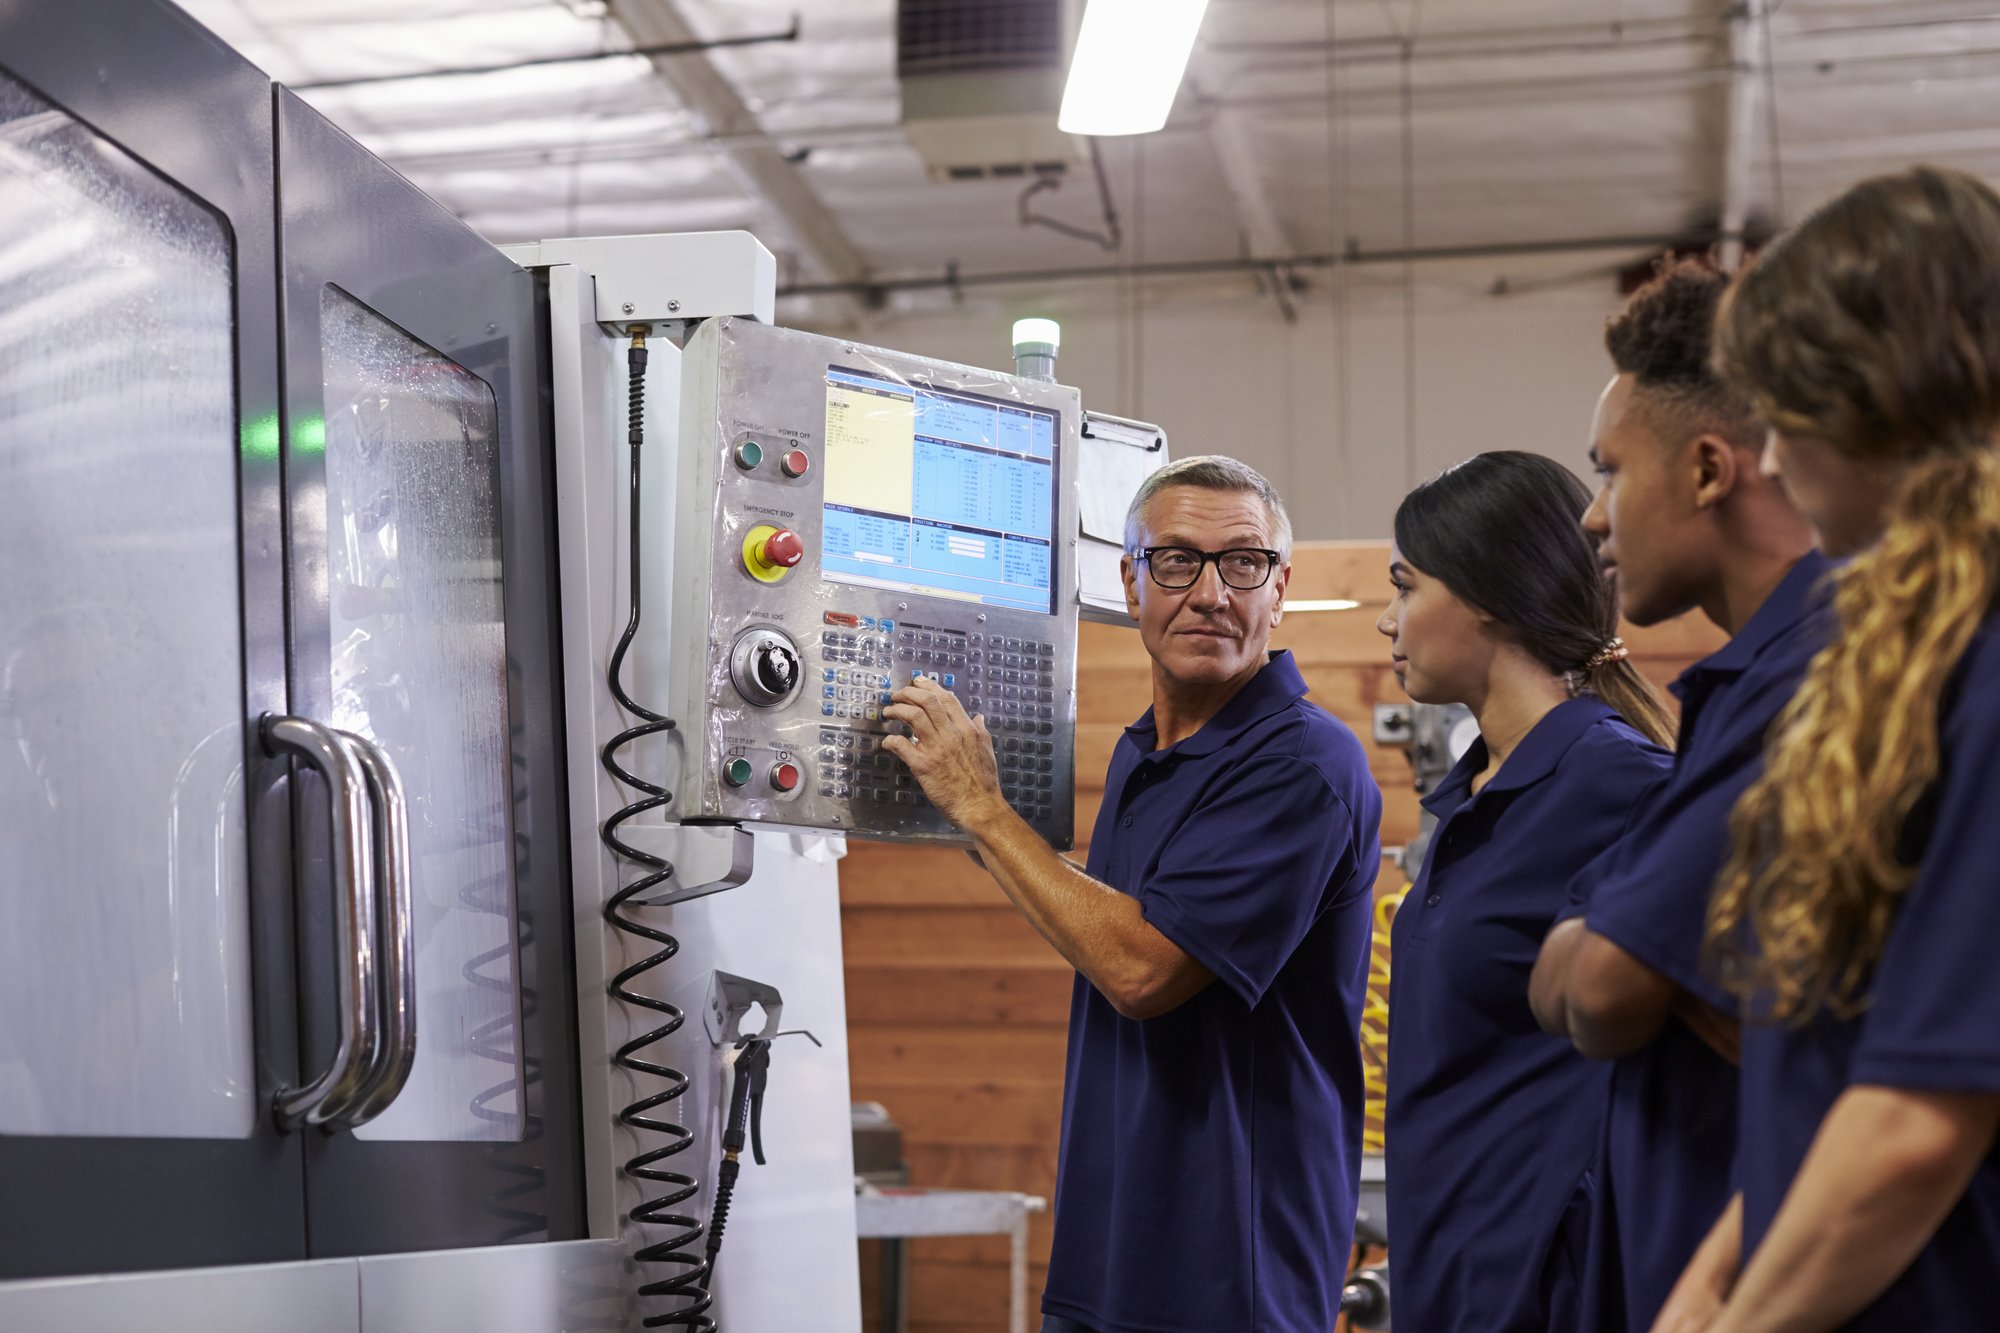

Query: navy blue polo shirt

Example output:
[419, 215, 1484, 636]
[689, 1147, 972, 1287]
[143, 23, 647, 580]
[1386, 697, 1671, 1333]
[1040, 650, 1382, 1333]
[1563, 551, 1833, 1331]
[1738, 611, 2000, 1326]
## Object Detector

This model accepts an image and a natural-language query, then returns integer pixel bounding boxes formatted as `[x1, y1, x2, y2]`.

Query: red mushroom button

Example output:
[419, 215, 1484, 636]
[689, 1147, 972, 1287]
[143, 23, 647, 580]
[762, 528, 804, 568]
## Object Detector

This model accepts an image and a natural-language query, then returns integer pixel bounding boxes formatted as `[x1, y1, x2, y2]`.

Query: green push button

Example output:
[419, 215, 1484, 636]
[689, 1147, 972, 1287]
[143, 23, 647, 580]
[734, 440, 765, 470]
[723, 757, 754, 787]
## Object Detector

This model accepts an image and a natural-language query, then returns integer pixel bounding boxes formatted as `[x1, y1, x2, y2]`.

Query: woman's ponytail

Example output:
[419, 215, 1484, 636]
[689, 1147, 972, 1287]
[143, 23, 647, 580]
[1581, 653, 1679, 752]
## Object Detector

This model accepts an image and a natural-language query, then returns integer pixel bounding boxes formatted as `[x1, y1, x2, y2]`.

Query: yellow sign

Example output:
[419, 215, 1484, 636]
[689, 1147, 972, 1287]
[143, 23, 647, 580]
[824, 376, 915, 517]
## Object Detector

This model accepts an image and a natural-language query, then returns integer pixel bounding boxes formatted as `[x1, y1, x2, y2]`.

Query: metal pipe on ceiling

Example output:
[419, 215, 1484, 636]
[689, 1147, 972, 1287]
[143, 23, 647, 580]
[290, 18, 800, 91]
[774, 229, 1718, 301]
[1215, 37, 2000, 116]
[1206, 0, 1998, 58]
[1205, 8, 1709, 56]
[1219, 25, 1719, 66]
[1226, 26, 2000, 95]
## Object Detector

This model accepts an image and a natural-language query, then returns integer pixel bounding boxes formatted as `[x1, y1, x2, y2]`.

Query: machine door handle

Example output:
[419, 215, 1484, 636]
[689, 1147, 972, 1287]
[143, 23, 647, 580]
[263, 715, 382, 1132]
[334, 729, 418, 1128]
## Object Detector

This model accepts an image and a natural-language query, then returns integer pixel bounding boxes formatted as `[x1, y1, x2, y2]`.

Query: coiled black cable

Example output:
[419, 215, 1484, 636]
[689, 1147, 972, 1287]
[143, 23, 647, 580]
[598, 332, 714, 1330]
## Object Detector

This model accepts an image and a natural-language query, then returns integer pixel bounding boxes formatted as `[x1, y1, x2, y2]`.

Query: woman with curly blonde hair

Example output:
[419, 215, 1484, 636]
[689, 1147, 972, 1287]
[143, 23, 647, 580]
[1655, 165, 2000, 1331]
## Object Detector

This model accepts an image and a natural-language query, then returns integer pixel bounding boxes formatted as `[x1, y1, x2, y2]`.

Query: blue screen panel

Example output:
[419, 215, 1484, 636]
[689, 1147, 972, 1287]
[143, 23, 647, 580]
[821, 366, 1060, 615]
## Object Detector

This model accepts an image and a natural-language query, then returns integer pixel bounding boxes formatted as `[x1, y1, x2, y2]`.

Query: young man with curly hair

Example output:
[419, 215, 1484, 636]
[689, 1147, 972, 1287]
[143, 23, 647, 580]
[1528, 257, 1821, 1330]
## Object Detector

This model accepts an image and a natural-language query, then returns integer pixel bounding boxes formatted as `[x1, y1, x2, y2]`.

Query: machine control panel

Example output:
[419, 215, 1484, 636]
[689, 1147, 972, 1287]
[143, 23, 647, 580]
[670, 319, 1082, 846]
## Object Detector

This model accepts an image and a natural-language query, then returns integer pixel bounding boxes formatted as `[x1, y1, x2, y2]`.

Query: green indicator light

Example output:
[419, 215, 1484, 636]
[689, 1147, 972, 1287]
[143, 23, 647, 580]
[724, 758, 753, 787]
[241, 413, 281, 461]
[735, 440, 764, 470]
[294, 414, 327, 456]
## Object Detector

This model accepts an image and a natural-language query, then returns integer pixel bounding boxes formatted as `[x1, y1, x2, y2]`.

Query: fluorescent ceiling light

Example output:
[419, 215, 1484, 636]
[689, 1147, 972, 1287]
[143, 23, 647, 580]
[1283, 599, 1364, 613]
[1058, 0, 1212, 137]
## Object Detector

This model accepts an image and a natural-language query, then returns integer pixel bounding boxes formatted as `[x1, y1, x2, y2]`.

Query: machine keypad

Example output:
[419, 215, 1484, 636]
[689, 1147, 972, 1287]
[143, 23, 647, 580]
[823, 631, 891, 670]
[809, 617, 1062, 826]
[816, 709, 1062, 820]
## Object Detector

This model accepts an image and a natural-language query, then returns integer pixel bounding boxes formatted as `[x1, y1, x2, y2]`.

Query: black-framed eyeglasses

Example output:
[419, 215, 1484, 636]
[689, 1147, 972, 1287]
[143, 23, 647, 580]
[1134, 546, 1282, 591]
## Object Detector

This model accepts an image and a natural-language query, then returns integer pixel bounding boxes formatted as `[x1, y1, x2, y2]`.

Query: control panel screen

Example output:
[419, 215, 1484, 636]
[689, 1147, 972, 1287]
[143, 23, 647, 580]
[821, 366, 1059, 615]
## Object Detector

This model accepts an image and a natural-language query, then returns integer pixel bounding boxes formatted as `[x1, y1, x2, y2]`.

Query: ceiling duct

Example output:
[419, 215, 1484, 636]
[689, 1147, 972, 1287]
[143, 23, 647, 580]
[898, 0, 1085, 182]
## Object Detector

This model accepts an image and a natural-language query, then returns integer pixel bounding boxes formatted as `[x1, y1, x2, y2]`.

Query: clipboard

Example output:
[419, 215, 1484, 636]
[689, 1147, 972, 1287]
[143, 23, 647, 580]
[1076, 411, 1168, 625]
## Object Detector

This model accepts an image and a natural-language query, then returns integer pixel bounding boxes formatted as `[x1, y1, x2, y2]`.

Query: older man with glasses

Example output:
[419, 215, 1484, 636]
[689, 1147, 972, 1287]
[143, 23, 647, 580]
[885, 455, 1383, 1333]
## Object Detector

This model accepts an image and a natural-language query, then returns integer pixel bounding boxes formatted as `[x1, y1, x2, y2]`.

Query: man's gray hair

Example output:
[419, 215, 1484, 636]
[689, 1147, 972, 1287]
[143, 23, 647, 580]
[1123, 454, 1294, 558]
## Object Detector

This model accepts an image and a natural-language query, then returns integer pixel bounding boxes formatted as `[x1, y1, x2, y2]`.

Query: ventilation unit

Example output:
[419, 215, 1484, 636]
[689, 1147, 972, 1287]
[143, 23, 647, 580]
[898, 0, 1086, 181]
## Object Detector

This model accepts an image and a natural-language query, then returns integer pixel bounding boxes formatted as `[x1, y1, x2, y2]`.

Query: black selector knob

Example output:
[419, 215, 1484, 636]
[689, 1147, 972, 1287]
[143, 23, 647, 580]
[729, 626, 804, 707]
[754, 642, 797, 696]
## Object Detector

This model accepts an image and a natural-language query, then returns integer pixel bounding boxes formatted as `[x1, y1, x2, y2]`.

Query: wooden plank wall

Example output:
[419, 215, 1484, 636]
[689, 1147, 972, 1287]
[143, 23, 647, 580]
[841, 540, 1726, 1332]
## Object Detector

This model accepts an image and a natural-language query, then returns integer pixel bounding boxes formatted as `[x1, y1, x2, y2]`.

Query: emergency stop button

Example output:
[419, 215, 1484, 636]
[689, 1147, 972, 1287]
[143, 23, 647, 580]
[764, 528, 803, 565]
[770, 761, 801, 793]
[742, 523, 804, 583]
[780, 448, 811, 479]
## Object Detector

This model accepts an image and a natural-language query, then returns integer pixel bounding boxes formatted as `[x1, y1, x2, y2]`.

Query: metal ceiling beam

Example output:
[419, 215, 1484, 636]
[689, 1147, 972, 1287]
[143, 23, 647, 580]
[1717, 0, 1771, 270]
[1184, 66, 1296, 319]
[1200, 94, 1293, 260]
[610, 0, 870, 289]
[1184, 63, 1296, 260]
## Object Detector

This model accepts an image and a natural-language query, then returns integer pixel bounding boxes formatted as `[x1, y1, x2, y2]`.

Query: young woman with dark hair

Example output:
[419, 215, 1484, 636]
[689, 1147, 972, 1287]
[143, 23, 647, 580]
[1380, 449, 1676, 1332]
[1654, 165, 2000, 1332]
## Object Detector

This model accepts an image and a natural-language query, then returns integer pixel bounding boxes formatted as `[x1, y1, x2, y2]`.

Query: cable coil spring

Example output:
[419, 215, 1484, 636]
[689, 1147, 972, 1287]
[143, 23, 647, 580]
[600, 333, 714, 1330]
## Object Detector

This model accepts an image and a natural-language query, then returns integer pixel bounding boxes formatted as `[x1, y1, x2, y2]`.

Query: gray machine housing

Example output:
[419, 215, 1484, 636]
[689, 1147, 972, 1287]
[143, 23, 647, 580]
[670, 319, 1083, 848]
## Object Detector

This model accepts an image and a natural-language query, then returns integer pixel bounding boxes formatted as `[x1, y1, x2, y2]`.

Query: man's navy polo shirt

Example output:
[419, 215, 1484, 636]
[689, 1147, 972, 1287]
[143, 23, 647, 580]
[1738, 611, 2000, 1326]
[1386, 697, 1670, 1333]
[1562, 551, 1832, 1331]
[1040, 650, 1382, 1333]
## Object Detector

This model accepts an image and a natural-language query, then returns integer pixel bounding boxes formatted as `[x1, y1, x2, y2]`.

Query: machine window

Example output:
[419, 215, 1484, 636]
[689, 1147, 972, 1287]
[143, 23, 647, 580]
[319, 284, 523, 1143]
[0, 70, 252, 1138]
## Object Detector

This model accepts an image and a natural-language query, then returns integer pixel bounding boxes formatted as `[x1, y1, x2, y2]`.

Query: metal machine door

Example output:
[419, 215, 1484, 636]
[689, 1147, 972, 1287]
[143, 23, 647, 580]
[0, 0, 305, 1276]
[273, 89, 584, 1254]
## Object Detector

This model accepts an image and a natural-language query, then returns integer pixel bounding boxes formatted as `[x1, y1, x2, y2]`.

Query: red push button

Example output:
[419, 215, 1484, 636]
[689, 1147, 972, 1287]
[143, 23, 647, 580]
[762, 528, 804, 568]
[781, 448, 811, 479]
[770, 761, 801, 792]
[743, 524, 803, 583]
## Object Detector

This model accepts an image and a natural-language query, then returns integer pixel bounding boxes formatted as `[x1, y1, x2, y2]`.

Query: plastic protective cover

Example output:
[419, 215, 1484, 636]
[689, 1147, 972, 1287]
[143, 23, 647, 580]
[670, 318, 1082, 847]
